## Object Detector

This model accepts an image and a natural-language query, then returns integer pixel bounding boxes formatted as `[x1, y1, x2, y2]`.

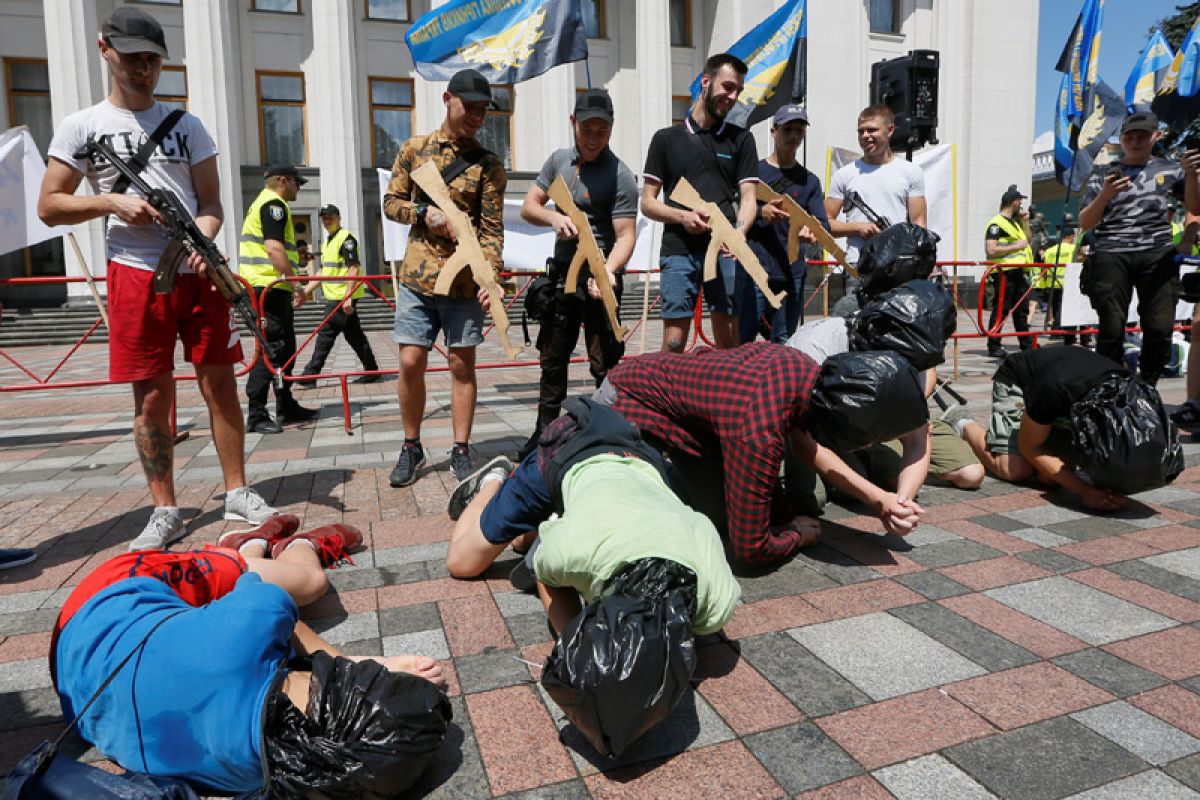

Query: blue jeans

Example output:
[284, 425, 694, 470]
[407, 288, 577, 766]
[392, 284, 484, 349]
[659, 252, 739, 318]
[738, 264, 808, 344]
[478, 450, 554, 544]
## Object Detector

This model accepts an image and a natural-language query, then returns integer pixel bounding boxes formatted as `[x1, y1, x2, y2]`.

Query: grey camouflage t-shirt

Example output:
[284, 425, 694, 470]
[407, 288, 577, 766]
[1081, 157, 1183, 252]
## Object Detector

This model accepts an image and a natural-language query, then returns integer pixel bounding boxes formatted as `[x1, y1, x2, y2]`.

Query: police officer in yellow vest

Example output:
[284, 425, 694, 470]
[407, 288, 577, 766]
[296, 204, 380, 386]
[983, 185, 1034, 358]
[1041, 224, 1090, 347]
[239, 164, 318, 434]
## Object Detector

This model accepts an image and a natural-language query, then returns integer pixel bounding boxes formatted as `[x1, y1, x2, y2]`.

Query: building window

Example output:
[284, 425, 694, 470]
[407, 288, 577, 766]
[5, 59, 52, 155]
[476, 85, 513, 169]
[370, 77, 413, 168]
[582, 0, 605, 39]
[869, 0, 902, 33]
[671, 95, 691, 125]
[669, 0, 691, 47]
[257, 72, 307, 165]
[366, 0, 410, 22]
[155, 66, 187, 112]
[252, 0, 300, 12]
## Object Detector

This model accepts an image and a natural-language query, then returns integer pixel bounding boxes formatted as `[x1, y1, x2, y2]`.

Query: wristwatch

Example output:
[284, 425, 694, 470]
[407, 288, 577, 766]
[415, 202, 429, 222]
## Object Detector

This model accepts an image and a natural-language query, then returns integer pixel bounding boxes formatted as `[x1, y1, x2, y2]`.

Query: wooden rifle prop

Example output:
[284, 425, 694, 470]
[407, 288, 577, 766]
[545, 176, 629, 341]
[409, 160, 521, 358]
[668, 177, 785, 309]
[73, 137, 281, 388]
[755, 183, 856, 277]
[842, 190, 891, 230]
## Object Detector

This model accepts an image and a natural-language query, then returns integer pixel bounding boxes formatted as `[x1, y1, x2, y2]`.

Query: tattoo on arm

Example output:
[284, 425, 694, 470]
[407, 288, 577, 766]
[135, 422, 173, 480]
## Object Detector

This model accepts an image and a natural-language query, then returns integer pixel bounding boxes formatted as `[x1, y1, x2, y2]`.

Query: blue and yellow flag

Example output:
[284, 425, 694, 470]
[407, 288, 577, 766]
[688, 0, 807, 129]
[1125, 30, 1174, 111]
[1054, 0, 1105, 126]
[405, 0, 586, 84]
[1163, 15, 1200, 97]
[1056, 76, 1123, 192]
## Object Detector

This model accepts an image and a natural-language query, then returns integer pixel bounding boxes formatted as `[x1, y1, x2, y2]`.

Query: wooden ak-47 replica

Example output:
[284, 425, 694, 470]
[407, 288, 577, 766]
[755, 183, 856, 277]
[545, 176, 629, 341]
[668, 178, 785, 309]
[410, 160, 521, 358]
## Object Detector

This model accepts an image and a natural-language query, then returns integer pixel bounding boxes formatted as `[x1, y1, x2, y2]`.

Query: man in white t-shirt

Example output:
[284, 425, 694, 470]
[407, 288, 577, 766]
[38, 7, 279, 550]
[826, 105, 927, 272]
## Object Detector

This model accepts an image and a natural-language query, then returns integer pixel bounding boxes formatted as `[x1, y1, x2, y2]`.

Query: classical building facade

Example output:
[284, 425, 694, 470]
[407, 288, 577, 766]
[1, 0, 1037, 306]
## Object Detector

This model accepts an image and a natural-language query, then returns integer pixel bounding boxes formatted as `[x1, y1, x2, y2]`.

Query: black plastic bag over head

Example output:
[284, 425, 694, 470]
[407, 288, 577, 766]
[855, 223, 940, 300]
[851, 279, 957, 370]
[1070, 371, 1184, 495]
[541, 558, 698, 758]
[262, 652, 452, 799]
[809, 351, 928, 452]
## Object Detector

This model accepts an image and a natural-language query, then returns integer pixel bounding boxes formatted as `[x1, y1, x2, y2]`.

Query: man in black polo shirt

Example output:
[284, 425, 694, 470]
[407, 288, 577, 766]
[641, 52, 759, 352]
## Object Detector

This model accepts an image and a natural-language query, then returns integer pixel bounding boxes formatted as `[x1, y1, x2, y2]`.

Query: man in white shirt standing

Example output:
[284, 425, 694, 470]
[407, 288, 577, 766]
[825, 104, 927, 301]
[38, 7, 279, 550]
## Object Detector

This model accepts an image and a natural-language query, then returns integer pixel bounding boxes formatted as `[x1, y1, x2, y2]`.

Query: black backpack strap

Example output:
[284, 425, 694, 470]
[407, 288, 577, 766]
[111, 108, 185, 194]
[441, 147, 491, 185]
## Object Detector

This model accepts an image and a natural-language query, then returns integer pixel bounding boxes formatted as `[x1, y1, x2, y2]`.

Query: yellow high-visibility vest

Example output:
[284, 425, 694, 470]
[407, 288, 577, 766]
[1036, 241, 1076, 290]
[319, 227, 364, 302]
[987, 213, 1033, 270]
[238, 187, 297, 291]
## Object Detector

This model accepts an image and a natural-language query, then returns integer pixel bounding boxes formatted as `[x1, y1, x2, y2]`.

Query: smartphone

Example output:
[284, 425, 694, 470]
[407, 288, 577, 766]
[1106, 166, 1125, 183]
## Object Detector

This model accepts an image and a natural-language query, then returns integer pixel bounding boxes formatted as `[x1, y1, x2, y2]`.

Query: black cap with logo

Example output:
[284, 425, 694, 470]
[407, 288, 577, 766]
[1121, 110, 1159, 134]
[1001, 184, 1027, 206]
[574, 89, 614, 124]
[264, 164, 308, 186]
[447, 69, 493, 103]
[102, 7, 169, 59]
[318, 204, 340, 217]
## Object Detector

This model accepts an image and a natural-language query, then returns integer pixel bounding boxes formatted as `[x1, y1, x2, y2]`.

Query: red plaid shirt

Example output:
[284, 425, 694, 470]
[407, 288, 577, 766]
[609, 342, 820, 566]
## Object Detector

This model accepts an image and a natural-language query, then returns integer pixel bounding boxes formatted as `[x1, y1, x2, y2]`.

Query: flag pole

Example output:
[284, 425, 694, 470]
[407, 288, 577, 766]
[791, 35, 807, 166]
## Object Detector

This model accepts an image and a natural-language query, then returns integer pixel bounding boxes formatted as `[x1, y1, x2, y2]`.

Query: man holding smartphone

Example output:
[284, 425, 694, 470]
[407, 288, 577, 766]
[1078, 111, 1200, 385]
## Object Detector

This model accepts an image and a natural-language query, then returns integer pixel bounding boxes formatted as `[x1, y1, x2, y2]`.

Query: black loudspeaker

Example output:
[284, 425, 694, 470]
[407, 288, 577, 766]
[870, 49, 940, 153]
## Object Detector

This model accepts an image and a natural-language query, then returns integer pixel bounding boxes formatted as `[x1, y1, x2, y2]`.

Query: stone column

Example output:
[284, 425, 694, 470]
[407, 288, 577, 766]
[182, 1, 245, 262]
[43, 0, 108, 301]
[636, 0, 672, 151]
[309, 0, 365, 238]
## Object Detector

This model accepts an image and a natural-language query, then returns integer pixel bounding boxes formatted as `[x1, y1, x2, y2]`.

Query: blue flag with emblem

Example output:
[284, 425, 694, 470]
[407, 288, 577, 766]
[1162, 15, 1200, 97]
[687, 0, 807, 129]
[405, 0, 586, 84]
[1056, 76, 1124, 192]
[1125, 29, 1174, 111]
[1054, 0, 1105, 126]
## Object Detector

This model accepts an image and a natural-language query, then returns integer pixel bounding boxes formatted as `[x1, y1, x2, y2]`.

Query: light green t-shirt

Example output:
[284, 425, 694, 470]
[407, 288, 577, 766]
[533, 453, 741, 635]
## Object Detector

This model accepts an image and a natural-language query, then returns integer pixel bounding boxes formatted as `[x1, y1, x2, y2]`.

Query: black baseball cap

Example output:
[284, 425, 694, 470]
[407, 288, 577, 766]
[102, 7, 169, 59]
[574, 89, 614, 123]
[1121, 110, 1159, 133]
[1001, 184, 1027, 205]
[447, 69, 492, 103]
[264, 164, 308, 186]
[318, 204, 340, 217]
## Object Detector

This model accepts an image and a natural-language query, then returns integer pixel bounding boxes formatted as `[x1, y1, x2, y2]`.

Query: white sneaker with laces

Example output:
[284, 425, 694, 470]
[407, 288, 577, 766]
[224, 487, 279, 525]
[128, 507, 187, 552]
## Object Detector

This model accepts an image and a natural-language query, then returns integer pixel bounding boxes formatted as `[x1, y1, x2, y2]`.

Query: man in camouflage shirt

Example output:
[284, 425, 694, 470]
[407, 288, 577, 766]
[383, 68, 507, 487]
[1079, 111, 1200, 384]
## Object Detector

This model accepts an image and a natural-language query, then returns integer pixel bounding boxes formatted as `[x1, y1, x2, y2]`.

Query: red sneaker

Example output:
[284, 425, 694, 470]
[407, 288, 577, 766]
[270, 524, 363, 568]
[218, 514, 301, 554]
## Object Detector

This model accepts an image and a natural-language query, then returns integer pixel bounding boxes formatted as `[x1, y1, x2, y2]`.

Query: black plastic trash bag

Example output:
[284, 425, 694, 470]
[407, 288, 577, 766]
[261, 652, 452, 799]
[541, 558, 698, 758]
[855, 223, 940, 299]
[1070, 371, 1184, 495]
[809, 351, 928, 452]
[851, 279, 957, 370]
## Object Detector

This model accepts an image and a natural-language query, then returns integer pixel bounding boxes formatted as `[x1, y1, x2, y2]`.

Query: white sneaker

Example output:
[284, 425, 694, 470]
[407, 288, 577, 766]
[128, 507, 187, 552]
[224, 487, 279, 525]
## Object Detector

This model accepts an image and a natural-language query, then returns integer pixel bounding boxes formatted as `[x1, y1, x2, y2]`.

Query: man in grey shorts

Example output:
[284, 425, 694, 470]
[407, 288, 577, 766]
[382, 69, 507, 487]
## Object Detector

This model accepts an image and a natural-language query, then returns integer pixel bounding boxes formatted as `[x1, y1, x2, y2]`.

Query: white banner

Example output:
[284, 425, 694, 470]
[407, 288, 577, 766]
[826, 143, 958, 261]
[377, 167, 660, 272]
[0, 127, 69, 256]
[1059, 262, 1193, 325]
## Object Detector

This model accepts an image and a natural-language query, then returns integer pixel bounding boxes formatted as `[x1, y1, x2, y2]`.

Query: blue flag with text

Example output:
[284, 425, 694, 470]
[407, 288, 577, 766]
[1125, 29, 1174, 111]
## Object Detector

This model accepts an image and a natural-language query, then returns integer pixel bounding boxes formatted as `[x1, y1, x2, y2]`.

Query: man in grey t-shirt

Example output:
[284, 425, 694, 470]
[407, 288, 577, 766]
[515, 89, 638, 458]
[1079, 111, 1200, 384]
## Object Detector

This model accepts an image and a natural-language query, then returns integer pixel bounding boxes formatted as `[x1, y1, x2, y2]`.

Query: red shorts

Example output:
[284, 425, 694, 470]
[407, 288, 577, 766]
[53, 547, 247, 638]
[107, 261, 245, 382]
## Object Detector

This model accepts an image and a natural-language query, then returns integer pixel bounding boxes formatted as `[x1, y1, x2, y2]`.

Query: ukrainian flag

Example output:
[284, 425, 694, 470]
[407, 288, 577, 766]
[405, 0, 587, 84]
[1125, 29, 1174, 111]
[1054, 0, 1105, 126]
[1056, 76, 1124, 192]
[1163, 16, 1200, 98]
[688, 0, 807, 129]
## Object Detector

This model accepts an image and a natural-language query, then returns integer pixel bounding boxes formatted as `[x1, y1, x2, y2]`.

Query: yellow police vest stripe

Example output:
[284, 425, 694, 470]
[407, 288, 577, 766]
[988, 213, 1033, 268]
[1036, 242, 1076, 289]
[238, 188, 297, 291]
[319, 227, 364, 302]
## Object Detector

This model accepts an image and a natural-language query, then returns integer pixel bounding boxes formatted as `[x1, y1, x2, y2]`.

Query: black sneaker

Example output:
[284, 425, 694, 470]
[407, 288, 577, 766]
[508, 557, 537, 593]
[278, 402, 319, 423]
[449, 444, 474, 482]
[448, 455, 514, 520]
[352, 373, 382, 384]
[247, 415, 283, 434]
[389, 442, 427, 487]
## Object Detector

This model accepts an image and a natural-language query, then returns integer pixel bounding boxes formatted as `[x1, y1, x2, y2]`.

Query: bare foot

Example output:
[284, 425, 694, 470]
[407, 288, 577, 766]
[350, 654, 447, 689]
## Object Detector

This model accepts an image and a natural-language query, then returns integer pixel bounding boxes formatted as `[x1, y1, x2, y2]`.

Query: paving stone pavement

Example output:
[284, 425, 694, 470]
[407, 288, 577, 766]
[3, 315, 1200, 798]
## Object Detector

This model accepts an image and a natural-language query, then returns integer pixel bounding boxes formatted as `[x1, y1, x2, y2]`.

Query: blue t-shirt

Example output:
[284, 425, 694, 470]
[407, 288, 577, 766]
[55, 573, 297, 793]
[748, 159, 829, 282]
